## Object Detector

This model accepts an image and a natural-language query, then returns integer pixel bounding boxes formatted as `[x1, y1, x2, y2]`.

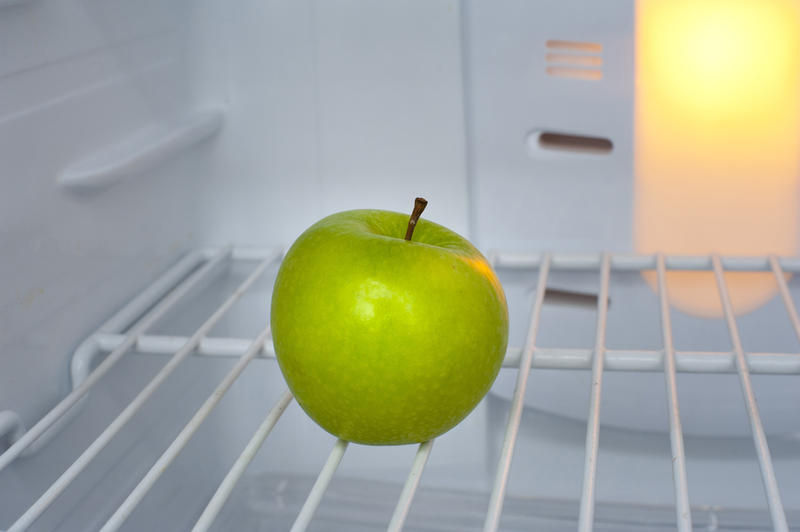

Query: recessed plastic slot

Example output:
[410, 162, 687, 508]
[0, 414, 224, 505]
[545, 66, 603, 80]
[545, 53, 603, 67]
[537, 132, 613, 154]
[545, 40, 603, 53]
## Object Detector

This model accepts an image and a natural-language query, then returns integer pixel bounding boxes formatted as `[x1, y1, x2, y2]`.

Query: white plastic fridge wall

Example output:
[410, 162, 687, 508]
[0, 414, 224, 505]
[2, 1, 800, 531]
[0, 1, 508, 529]
[0, 0, 477, 443]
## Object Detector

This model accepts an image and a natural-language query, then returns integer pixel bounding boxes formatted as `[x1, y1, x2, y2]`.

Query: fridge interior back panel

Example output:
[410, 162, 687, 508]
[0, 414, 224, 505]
[464, 0, 635, 252]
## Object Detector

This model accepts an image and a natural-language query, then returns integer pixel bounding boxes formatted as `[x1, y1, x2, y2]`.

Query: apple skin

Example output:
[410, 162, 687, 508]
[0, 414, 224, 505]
[270, 209, 508, 445]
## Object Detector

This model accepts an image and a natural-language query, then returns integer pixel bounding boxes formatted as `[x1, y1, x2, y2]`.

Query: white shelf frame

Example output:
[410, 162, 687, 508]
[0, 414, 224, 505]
[1, 247, 798, 532]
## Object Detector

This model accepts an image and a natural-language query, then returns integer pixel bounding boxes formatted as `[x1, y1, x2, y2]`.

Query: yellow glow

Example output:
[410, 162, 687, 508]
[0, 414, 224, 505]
[635, 0, 800, 317]
[462, 256, 506, 300]
[641, 0, 800, 120]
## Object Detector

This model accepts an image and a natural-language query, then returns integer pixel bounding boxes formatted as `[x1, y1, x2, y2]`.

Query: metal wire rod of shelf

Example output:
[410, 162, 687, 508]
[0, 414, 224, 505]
[290, 438, 349, 532]
[5, 248, 800, 532]
[5, 250, 280, 532]
[191, 389, 294, 532]
[90, 331, 800, 374]
[0, 248, 228, 472]
[494, 251, 800, 273]
[577, 253, 611, 532]
[711, 256, 788, 532]
[656, 254, 692, 532]
[193, 403, 434, 532]
[483, 253, 551, 532]
[387, 439, 435, 532]
[98, 327, 273, 532]
[769, 255, 800, 347]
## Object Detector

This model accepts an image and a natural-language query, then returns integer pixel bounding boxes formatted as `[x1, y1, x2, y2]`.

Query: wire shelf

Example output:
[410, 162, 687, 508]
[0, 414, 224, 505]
[1, 247, 799, 531]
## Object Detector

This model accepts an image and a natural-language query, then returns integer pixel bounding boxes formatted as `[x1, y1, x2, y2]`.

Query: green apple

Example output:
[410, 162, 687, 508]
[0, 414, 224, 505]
[270, 200, 508, 445]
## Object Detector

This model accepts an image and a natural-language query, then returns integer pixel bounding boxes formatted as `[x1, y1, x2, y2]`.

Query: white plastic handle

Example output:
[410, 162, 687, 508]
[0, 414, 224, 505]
[59, 110, 224, 190]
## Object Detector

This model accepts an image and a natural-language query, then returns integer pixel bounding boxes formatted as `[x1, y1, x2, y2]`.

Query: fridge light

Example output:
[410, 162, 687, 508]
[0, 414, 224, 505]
[634, 0, 800, 317]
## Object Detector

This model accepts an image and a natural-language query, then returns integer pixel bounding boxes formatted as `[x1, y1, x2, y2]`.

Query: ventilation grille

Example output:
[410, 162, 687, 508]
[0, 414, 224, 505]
[545, 39, 603, 80]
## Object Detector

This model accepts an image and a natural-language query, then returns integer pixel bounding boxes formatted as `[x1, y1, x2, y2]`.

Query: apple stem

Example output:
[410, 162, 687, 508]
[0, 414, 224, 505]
[404, 197, 428, 241]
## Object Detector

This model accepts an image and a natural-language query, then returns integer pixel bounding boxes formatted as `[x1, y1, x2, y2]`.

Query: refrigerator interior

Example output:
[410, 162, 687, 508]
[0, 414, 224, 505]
[1, 1, 800, 531]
